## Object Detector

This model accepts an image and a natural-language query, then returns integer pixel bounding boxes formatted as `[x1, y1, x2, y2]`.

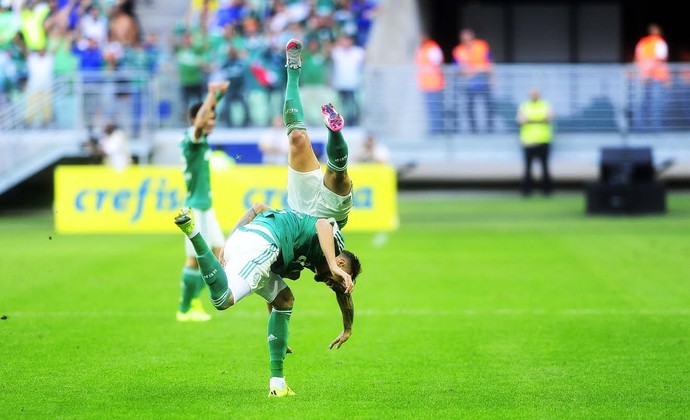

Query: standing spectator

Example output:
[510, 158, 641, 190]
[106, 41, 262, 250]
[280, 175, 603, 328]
[108, 1, 139, 48]
[80, 5, 108, 47]
[300, 37, 330, 125]
[0, 49, 13, 108]
[452, 28, 494, 133]
[0, 3, 20, 49]
[216, 0, 248, 29]
[176, 31, 208, 112]
[516, 89, 553, 197]
[258, 114, 289, 165]
[677, 48, 690, 127]
[19, 0, 50, 51]
[74, 36, 104, 130]
[351, 0, 379, 46]
[209, 23, 245, 67]
[42, 0, 72, 39]
[7, 32, 29, 96]
[218, 46, 250, 127]
[47, 26, 77, 79]
[142, 32, 161, 75]
[24, 46, 54, 128]
[355, 132, 390, 164]
[308, 13, 336, 47]
[330, 35, 365, 125]
[634, 23, 669, 132]
[415, 32, 444, 135]
[101, 122, 133, 172]
[121, 40, 150, 138]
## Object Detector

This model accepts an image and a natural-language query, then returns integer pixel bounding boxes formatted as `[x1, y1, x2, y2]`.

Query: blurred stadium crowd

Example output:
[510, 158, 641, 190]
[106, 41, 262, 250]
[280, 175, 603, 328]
[0, 0, 378, 132]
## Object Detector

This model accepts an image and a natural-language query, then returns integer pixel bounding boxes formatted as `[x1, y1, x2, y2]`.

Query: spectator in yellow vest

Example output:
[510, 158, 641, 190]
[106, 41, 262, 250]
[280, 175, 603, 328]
[517, 89, 553, 196]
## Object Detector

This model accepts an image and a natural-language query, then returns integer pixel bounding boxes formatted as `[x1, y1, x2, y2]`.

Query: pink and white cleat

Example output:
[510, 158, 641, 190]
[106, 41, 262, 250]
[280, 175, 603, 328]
[321, 103, 344, 132]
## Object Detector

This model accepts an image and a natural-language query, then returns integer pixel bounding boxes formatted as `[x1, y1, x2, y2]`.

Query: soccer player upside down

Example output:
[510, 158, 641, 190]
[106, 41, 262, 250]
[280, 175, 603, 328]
[174, 204, 361, 397]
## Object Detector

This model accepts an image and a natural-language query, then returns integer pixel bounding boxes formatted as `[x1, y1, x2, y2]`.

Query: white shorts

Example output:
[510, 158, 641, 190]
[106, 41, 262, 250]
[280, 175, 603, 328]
[222, 225, 288, 303]
[184, 207, 225, 257]
[287, 166, 352, 223]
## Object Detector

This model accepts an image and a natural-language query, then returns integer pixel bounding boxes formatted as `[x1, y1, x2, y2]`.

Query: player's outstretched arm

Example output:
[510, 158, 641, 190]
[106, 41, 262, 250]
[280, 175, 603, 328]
[328, 287, 354, 350]
[315, 219, 353, 293]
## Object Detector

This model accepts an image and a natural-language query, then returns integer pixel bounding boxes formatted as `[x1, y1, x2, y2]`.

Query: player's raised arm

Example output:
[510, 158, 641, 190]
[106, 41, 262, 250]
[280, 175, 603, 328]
[315, 219, 353, 293]
[192, 81, 229, 139]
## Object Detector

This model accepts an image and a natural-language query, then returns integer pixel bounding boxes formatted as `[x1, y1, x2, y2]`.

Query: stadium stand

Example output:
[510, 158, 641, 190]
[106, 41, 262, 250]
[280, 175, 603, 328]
[1, 0, 690, 199]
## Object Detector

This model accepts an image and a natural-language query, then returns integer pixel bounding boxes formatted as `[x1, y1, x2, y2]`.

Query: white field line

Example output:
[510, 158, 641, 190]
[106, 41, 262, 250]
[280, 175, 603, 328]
[4, 308, 690, 318]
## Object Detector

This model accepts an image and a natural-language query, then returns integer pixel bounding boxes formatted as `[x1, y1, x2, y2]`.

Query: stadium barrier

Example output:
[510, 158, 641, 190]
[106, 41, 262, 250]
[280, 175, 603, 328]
[54, 164, 399, 233]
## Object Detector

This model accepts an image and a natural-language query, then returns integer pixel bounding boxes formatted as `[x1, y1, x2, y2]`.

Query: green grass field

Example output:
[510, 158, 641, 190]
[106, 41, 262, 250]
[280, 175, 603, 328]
[1, 192, 689, 419]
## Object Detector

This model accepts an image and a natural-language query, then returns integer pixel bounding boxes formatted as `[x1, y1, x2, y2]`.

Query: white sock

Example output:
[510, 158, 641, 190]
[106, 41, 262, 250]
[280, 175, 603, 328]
[270, 377, 286, 389]
[188, 226, 200, 238]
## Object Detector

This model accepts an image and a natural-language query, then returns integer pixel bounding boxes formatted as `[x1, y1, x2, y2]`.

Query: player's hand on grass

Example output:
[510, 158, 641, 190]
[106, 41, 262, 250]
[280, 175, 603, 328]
[328, 330, 351, 349]
[286, 345, 293, 354]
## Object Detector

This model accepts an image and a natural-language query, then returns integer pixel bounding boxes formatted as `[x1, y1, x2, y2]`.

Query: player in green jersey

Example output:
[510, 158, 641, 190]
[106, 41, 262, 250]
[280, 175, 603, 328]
[283, 38, 353, 229]
[238, 38, 360, 353]
[176, 80, 229, 322]
[173, 204, 362, 398]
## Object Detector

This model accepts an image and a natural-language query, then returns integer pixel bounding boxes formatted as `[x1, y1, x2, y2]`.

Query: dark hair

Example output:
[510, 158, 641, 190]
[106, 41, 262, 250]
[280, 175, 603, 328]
[341, 250, 362, 282]
[187, 101, 203, 122]
[103, 122, 118, 135]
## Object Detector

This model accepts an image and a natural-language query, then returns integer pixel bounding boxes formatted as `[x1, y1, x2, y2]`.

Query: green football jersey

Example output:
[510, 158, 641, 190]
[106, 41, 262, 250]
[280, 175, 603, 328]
[247, 209, 345, 277]
[180, 127, 212, 210]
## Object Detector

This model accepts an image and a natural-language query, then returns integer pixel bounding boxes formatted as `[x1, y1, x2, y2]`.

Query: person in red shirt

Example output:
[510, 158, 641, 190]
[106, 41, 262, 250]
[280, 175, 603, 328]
[415, 33, 445, 135]
[634, 23, 669, 132]
[452, 28, 494, 133]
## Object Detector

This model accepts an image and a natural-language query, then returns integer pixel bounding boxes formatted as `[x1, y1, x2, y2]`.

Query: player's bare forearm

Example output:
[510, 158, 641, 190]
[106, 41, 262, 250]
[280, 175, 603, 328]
[193, 82, 229, 134]
[316, 219, 337, 266]
[335, 290, 354, 332]
[328, 290, 353, 349]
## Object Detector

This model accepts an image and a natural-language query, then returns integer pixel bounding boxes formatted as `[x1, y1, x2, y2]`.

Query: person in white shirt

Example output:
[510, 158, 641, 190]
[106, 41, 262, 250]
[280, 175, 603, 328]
[24, 48, 54, 128]
[259, 114, 290, 165]
[101, 122, 133, 172]
[355, 133, 390, 164]
[80, 5, 108, 47]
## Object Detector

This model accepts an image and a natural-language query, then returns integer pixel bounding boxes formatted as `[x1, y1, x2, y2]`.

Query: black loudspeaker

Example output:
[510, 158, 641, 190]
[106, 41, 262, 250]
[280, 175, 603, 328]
[586, 147, 666, 215]
[600, 147, 654, 185]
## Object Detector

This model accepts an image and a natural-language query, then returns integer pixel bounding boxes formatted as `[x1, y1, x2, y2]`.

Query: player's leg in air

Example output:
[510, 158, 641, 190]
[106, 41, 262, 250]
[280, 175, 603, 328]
[174, 207, 296, 397]
[283, 38, 353, 226]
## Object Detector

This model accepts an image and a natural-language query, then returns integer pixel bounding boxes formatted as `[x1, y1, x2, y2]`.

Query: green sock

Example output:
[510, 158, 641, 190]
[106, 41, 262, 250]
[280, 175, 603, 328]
[326, 129, 349, 172]
[189, 233, 231, 309]
[178, 267, 200, 313]
[268, 306, 292, 378]
[283, 67, 306, 134]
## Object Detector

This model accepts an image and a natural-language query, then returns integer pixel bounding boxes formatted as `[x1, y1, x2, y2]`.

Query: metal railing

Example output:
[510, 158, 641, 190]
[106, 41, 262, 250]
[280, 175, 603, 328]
[362, 63, 690, 143]
[0, 70, 157, 137]
[2, 63, 689, 140]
